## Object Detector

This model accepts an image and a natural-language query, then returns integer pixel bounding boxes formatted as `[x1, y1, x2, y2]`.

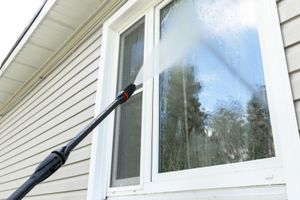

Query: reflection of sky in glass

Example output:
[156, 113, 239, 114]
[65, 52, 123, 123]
[184, 28, 266, 112]
[179, 0, 267, 113]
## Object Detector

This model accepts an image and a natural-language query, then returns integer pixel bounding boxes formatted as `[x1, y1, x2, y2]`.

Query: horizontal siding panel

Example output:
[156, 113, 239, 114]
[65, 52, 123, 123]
[0, 145, 91, 185]
[0, 107, 94, 176]
[0, 83, 96, 162]
[0, 57, 99, 146]
[278, 0, 300, 23]
[0, 123, 93, 173]
[285, 42, 300, 72]
[0, 159, 90, 192]
[0, 94, 96, 169]
[281, 16, 300, 47]
[295, 101, 300, 129]
[0, 146, 91, 198]
[0, 30, 101, 136]
[0, 71, 97, 162]
[2, 190, 87, 200]
[0, 175, 88, 199]
[0, 177, 28, 192]
[32, 175, 88, 195]
[0, 43, 100, 142]
[0, 27, 102, 199]
[0, 134, 91, 184]
[290, 71, 300, 101]
[278, 0, 300, 131]
[0, 123, 91, 183]
[0, 145, 91, 195]
[23, 190, 87, 200]
[46, 159, 90, 182]
[0, 64, 97, 146]
[0, 69, 98, 155]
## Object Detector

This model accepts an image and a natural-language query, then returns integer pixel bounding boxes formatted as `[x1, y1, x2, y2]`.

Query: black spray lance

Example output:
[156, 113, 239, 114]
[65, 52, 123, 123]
[8, 83, 136, 200]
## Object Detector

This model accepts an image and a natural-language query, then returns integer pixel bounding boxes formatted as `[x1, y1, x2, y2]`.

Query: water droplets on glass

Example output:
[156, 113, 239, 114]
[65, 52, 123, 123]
[158, 0, 275, 173]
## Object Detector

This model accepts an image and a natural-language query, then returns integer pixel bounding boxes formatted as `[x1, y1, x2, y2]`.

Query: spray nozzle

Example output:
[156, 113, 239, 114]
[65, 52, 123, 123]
[117, 83, 136, 104]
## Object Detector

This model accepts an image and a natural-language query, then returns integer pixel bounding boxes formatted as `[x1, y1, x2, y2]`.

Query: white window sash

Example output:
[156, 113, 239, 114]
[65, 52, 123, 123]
[150, 0, 283, 190]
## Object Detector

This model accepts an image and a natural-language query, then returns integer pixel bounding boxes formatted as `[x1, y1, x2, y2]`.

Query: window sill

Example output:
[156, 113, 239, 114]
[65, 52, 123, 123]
[107, 158, 284, 197]
[107, 184, 286, 200]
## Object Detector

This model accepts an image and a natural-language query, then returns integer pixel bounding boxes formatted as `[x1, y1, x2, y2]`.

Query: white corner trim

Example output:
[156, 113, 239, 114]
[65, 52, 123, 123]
[257, 0, 300, 199]
[87, 21, 115, 200]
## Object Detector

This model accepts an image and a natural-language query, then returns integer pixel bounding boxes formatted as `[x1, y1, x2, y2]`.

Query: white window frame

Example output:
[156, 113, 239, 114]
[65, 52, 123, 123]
[151, 0, 282, 188]
[110, 16, 145, 188]
[88, 0, 300, 199]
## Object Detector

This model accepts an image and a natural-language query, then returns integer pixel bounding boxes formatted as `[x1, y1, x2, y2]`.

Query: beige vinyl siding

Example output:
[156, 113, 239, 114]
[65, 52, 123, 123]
[278, 0, 300, 130]
[0, 27, 102, 199]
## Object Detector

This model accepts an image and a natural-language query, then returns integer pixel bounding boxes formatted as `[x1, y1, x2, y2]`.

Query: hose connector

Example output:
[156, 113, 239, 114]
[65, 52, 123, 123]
[117, 83, 136, 104]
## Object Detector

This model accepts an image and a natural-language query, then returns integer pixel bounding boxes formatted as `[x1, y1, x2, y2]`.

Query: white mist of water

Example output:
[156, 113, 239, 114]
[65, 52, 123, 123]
[134, 0, 203, 85]
[134, 0, 257, 86]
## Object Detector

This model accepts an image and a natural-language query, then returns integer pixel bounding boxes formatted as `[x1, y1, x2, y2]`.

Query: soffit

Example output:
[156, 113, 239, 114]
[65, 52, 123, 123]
[0, 0, 103, 115]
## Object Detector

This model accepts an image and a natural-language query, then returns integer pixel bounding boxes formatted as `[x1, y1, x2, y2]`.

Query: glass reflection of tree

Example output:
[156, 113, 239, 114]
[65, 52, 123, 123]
[159, 65, 207, 172]
[160, 69, 275, 172]
[208, 101, 247, 164]
[207, 86, 275, 165]
[246, 86, 275, 160]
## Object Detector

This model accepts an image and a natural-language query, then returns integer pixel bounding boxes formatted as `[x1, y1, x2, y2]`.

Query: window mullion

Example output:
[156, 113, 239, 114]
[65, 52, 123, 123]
[141, 7, 155, 185]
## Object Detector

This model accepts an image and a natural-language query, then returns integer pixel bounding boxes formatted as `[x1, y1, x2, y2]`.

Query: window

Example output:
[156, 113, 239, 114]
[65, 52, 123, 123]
[90, 0, 300, 199]
[158, 0, 274, 173]
[111, 18, 144, 187]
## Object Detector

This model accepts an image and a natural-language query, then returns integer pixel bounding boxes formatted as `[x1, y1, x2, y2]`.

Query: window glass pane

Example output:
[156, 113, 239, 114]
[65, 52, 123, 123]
[118, 18, 145, 90]
[159, 0, 275, 173]
[111, 18, 144, 187]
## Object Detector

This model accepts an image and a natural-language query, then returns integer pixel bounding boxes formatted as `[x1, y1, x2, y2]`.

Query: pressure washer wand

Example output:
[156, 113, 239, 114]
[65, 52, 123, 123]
[8, 83, 136, 200]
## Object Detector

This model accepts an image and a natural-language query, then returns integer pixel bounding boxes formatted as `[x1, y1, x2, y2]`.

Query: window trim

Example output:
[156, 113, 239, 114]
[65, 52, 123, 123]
[88, 0, 300, 199]
[255, 1, 300, 199]
[87, 1, 158, 198]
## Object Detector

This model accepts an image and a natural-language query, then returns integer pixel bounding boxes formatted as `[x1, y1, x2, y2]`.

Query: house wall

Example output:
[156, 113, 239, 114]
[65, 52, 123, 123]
[278, 0, 300, 129]
[0, 27, 101, 199]
[0, 0, 298, 200]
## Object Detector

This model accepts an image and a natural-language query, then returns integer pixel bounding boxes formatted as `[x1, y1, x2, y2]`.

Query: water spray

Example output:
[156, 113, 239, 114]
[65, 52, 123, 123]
[8, 83, 136, 200]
